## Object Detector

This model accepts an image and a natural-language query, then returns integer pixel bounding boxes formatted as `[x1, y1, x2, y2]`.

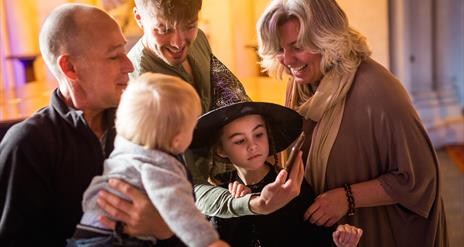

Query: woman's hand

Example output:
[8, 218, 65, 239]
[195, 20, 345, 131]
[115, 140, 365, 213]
[250, 152, 304, 214]
[305, 179, 396, 227]
[333, 224, 363, 247]
[304, 187, 348, 227]
[228, 181, 251, 198]
[97, 179, 173, 239]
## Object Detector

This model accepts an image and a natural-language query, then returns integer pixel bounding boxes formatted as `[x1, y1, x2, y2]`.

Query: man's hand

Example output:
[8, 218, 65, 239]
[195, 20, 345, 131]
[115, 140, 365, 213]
[249, 151, 304, 214]
[97, 179, 173, 239]
[228, 181, 251, 198]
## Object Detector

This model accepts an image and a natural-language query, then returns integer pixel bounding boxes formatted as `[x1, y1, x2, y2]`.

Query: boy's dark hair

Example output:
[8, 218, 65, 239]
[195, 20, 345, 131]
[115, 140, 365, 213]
[135, 0, 202, 26]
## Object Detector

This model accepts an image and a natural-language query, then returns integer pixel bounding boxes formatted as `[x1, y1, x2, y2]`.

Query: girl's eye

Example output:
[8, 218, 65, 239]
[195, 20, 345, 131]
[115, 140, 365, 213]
[233, 139, 245, 145]
[255, 132, 264, 138]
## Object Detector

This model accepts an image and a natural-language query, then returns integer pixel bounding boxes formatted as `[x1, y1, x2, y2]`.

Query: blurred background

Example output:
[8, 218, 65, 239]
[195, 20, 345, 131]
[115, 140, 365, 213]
[0, 0, 463, 246]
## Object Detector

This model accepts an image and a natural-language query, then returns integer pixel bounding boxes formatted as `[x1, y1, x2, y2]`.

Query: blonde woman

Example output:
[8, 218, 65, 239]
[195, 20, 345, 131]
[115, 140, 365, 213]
[257, 0, 448, 246]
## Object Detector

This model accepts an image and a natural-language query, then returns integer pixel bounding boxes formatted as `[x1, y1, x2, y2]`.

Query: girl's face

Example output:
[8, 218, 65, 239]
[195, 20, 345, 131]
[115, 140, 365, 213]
[217, 114, 270, 171]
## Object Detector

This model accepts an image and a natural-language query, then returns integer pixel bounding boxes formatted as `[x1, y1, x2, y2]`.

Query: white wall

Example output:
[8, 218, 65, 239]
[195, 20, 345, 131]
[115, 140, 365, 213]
[201, 0, 236, 72]
[337, 0, 389, 69]
[202, 0, 390, 78]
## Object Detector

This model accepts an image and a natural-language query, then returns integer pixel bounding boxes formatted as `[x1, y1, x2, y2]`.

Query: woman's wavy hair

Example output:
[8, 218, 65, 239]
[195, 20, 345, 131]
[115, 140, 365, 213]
[257, 0, 371, 79]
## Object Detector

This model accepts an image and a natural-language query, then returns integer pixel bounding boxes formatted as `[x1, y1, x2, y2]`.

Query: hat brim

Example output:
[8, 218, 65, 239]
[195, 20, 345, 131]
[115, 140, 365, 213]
[189, 102, 303, 156]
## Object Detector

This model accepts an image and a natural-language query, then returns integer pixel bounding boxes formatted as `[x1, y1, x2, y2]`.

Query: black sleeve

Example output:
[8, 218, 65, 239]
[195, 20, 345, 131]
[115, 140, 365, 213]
[0, 122, 59, 246]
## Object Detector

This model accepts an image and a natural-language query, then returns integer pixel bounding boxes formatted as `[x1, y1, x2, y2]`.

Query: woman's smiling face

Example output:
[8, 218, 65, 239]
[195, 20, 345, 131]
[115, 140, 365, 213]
[277, 18, 323, 85]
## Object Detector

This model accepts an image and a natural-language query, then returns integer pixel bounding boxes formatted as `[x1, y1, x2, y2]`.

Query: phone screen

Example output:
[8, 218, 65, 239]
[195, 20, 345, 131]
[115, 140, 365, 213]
[284, 132, 305, 171]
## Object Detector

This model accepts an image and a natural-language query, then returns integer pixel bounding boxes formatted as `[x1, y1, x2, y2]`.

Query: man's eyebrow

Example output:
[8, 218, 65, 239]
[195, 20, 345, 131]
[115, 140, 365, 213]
[154, 23, 165, 28]
[106, 43, 126, 53]
[187, 18, 198, 24]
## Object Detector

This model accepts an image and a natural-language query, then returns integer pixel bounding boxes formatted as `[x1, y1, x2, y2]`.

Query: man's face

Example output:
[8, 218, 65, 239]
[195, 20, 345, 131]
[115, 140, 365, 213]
[71, 17, 134, 110]
[136, 9, 199, 66]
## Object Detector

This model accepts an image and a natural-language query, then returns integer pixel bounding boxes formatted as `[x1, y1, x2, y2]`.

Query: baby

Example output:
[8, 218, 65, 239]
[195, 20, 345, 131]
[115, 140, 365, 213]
[67, 73, 228, 247]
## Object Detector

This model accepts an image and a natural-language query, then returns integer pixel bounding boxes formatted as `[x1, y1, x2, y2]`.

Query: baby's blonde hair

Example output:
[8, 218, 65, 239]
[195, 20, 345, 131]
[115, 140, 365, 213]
[116, 72, 201, 153]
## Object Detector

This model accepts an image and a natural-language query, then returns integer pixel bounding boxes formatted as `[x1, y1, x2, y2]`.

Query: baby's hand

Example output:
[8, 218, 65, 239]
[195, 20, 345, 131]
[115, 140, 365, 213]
[333, 224, 363, 247]
[228, 181, 251, 198]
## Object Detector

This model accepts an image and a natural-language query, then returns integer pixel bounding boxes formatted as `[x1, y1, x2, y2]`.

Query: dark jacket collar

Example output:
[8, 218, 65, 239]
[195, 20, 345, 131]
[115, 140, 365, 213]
[51, 89, 116, 131]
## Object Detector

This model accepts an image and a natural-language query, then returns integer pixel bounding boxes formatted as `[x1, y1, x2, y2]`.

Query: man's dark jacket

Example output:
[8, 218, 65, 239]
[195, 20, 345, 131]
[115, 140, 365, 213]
[0, 89, 115, 246]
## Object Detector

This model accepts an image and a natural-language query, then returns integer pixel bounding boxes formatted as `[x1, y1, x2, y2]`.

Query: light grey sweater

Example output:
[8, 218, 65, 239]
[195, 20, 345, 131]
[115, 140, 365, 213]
[80, 136, 219, 247]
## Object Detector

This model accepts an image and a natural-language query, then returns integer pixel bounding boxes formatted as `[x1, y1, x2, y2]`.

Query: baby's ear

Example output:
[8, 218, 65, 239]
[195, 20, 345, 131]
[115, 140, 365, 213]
[170, 133, 183, 152]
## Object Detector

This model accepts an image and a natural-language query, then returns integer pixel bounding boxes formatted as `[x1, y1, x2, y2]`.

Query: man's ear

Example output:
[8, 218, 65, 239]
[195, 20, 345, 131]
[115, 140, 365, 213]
[133, 7, 143, 29]
[57, 55, 77, 80]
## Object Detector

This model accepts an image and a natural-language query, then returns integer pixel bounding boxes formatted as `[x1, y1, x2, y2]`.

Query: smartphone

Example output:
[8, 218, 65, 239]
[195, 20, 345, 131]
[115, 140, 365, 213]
[284, 132, 305, 171]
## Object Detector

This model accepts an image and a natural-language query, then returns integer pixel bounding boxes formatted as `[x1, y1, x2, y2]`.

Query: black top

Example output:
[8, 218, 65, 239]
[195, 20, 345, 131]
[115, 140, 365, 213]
[0, 89, 116, 246]
[210, 165, 333, 247]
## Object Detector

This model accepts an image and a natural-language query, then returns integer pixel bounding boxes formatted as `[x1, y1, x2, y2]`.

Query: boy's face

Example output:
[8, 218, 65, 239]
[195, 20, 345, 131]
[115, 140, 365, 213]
[135, 7, 199, 66]
[217, 114, 270, 170]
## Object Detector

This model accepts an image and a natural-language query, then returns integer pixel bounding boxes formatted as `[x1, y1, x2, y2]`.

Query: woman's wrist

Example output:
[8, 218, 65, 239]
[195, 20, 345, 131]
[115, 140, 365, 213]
[343, 184, 356, 216]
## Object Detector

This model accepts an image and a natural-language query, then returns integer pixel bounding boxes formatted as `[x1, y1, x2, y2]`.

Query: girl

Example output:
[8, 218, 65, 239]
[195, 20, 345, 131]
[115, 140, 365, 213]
[190, 101, 362, 247]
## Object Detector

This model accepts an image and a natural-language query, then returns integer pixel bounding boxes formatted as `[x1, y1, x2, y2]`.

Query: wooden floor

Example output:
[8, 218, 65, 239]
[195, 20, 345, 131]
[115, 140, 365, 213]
[438, 149, 464, 247]
[0, 79, 463, 246]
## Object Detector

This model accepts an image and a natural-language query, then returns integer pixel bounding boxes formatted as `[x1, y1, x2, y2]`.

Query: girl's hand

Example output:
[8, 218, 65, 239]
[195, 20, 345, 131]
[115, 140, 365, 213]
[250, 152, 304, 214]
[228, 181, 251, 198]
[333, 224, 363, 247]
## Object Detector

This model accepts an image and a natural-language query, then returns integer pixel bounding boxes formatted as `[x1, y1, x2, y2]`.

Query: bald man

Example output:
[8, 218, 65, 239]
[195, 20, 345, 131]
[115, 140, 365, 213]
[0, 3, 134, 246]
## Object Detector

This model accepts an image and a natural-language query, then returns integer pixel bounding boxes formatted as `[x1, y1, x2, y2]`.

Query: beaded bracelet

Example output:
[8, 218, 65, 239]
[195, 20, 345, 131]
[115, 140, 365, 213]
[343, 184, 356, 216]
